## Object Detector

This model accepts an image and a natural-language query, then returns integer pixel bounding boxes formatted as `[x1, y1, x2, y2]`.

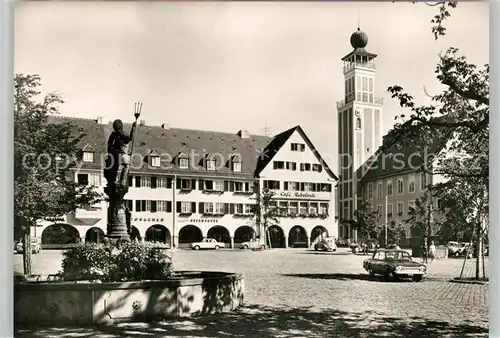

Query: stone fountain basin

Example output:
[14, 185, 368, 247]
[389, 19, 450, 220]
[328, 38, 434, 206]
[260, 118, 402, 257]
[15, 271, 244, 327]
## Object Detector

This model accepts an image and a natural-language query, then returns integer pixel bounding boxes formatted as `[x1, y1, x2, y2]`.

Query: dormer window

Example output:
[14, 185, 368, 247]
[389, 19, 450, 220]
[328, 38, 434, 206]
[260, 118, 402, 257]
[205, 154, 216, 171]
[232, 154, 242, 172]
[83, 151, 94, 163]
[176, 152, 189, 169]
[151, 156, 160, 167]
[82, 144, 95, 163]
[149, 149, 161, 167]
[207, 159, 216, 171]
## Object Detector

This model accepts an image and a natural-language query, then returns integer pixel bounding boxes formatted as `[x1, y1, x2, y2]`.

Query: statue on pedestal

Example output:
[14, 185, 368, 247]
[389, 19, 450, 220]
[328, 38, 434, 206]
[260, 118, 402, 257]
[103, 103, 142, 246]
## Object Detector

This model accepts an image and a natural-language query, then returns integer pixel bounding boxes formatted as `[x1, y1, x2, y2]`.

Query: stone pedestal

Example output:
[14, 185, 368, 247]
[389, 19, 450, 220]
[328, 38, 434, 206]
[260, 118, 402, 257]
[104, 182, 131, 245]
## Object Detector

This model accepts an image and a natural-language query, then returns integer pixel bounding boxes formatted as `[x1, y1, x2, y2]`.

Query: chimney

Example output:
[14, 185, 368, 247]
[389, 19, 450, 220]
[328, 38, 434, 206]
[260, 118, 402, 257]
[237, 129, 250, 139]
[161, 123, 170, 130]
[96, 116, 109, 124]
[139, 120, 146, 126]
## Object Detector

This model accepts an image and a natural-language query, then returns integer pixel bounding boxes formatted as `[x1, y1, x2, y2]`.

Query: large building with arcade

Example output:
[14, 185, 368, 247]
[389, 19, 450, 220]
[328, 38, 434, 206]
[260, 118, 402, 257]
[37, 117, 338, 249]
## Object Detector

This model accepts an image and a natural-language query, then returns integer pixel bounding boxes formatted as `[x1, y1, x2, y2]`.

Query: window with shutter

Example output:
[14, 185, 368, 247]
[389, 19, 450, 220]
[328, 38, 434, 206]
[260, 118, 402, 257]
[199, 202, 204, 213]
[300, 183, 305, 191]
[151, 177, 157, 189]
[167, 201, 172, 213]
[191, 179, 196, 189]
[167, 178, 172, 189]
[224, 181, 229, 191]
[128, 176, 133, 187]
[284, 182, 289, 190]
[191, 202, 196, 213]
[135, 177, 141, 187]
[151, 201, 157, 213]
[135, 200, 141, 212]
[230, 181, 235, 192]
[236, 204, 243, 214]
[176, 178, 181, 189]
[224, 203, 229, 214]
[176, 201, 181, 212]
[199, 179, 205, 190]
[229, 203, 235, 214]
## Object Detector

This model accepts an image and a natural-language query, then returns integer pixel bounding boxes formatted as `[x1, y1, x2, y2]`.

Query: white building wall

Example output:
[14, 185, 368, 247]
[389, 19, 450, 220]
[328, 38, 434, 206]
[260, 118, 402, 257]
[259, 130, 337, 247]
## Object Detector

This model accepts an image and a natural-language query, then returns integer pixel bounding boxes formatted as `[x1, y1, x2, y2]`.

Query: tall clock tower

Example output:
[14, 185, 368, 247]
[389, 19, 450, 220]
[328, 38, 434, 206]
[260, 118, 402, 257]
[337, 27, 384, 241]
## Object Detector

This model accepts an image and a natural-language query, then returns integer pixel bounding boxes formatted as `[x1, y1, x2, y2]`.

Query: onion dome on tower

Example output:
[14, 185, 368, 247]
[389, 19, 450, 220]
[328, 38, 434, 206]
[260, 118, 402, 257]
[350, 27, 368, 50]
[341, 27, 377, 63]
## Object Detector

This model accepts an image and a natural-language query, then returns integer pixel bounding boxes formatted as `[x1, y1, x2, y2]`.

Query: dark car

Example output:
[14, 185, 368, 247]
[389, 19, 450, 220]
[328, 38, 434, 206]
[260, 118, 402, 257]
[314, 237, 337, 251]
[363, 249, 427, 282]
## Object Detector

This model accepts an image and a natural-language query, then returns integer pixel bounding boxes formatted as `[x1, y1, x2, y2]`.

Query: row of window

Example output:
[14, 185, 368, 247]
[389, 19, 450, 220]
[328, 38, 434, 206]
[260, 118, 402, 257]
[372, 199, 442, 218]
[126, 200, 255, 215]
[366, 173, 428, 199]
[81, 151, 243, 172]
[263, 180, 332, 192]
[76, 173, 335, 195]
[143, 177, 254, 193]
[126, 199, 330, 217]
[270, 201, 329, 216]
[273, 161, 322, 172]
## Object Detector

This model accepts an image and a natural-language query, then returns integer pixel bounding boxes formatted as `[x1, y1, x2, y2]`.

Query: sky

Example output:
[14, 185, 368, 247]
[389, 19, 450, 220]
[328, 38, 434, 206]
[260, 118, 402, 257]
[14, 2, 489, 172]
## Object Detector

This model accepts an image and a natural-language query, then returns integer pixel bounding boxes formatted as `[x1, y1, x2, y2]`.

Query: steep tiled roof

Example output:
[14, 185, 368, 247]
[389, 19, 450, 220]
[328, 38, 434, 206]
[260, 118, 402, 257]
[358, 116, 453, 183]
[255, 125, 338, 180]
[48, 115, 106, 171]
[48, 115, 272, 178]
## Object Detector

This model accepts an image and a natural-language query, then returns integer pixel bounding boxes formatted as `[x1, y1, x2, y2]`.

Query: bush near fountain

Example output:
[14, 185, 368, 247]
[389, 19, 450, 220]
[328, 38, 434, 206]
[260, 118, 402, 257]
[14, 242, 244, 327]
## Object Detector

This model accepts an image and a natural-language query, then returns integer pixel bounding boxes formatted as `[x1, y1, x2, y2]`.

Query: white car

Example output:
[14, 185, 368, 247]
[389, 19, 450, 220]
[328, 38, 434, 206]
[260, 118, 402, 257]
[240, 238, 266, 250]
[190, 238, 225, 250]
[16, 237, 41, 254]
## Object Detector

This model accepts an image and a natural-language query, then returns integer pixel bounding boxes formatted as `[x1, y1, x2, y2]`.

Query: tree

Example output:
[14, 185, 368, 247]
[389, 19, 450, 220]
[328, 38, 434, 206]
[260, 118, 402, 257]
[382, 2, 488, 279]
[14, 74, 103, 275]
[406, 190, 443, 242]
[384, 219, 407, 247]
[434, 179, 488, 279]
[251, 188, 281, 249]
[349, 202, 381, 242]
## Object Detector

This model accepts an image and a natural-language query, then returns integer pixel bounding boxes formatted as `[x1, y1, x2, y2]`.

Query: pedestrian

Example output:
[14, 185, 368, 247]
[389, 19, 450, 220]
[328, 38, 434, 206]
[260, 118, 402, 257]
[429, 240, 437, 262]
[422, 240, 428, 264]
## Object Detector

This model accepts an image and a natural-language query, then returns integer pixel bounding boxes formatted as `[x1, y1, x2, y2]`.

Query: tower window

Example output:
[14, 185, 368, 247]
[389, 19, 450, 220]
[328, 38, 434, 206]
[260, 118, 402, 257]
[356, 117, 362, 130]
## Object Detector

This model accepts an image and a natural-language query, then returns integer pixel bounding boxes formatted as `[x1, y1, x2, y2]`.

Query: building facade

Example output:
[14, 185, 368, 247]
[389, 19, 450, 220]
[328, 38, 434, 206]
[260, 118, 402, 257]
[255, 126, 338, 248]
[37, 117, 338, 249]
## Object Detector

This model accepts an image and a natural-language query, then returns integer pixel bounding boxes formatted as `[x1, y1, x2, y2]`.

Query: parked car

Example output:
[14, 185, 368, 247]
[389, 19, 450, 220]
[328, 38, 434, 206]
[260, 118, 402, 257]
[351, 239, 378, 254]
[314, 237, 337, 252]
[189, 238, 225, 250]
[446, 241, 464, 256]
[335, 238, 350, 247]
[240, 238, 266, 250]
[363, 249, 427, 282]
[15, 237, 41, 254]
[449, 242, 474, 258]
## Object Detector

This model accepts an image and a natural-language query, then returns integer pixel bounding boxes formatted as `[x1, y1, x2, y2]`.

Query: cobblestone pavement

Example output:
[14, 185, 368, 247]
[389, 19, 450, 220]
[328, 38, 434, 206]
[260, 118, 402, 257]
[15, 249, 489, 337]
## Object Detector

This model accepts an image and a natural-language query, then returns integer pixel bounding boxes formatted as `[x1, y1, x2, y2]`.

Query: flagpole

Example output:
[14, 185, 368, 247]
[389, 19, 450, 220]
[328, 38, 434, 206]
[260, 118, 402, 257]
[385, 195, 388, 247]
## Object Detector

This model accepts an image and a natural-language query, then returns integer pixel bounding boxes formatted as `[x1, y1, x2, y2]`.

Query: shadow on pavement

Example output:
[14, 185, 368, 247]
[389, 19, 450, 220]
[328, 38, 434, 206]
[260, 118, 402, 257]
[15, 304, 488, 338]
[295, 251, 351, 256]
[281, 273, 422, 283]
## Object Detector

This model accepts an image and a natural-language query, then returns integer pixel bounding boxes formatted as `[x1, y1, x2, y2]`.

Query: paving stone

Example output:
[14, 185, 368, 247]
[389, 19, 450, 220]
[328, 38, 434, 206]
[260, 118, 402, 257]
[14, 248, 488, 337]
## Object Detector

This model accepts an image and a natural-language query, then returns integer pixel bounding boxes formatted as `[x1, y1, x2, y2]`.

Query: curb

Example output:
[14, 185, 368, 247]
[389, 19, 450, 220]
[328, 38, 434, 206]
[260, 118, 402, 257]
[449, 278, 489, 285]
